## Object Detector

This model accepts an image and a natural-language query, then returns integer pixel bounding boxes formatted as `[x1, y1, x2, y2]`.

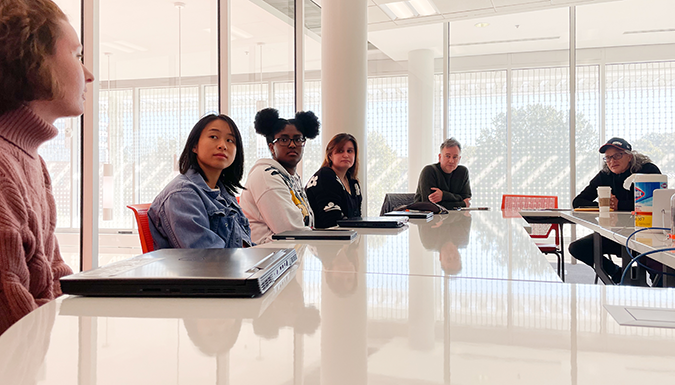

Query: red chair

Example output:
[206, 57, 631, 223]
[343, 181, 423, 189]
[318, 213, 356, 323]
[126, 203, 154, 253]
[501, 195, 564, 280]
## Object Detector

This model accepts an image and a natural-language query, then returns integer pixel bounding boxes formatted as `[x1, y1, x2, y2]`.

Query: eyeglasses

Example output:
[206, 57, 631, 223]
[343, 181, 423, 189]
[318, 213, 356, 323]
[603, 152, 625, 163]
[272, 137, 306, 147]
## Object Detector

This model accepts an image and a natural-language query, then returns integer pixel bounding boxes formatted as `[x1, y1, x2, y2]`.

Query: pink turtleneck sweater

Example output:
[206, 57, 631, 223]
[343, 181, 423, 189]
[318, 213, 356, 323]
[0, 105, 73, 336]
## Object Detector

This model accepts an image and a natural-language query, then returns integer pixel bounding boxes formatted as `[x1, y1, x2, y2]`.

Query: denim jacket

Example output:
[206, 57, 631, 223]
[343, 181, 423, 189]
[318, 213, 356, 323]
[148, 168, 252, 249]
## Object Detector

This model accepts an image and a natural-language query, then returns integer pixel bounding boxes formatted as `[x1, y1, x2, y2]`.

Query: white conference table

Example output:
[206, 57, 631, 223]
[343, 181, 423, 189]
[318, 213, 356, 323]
[562, 211, 675, 264]
[2, 271, 675, 384]
[7, 211, 675, 384]
[266, 210, 561, 283]
[521, 210, 675, 285]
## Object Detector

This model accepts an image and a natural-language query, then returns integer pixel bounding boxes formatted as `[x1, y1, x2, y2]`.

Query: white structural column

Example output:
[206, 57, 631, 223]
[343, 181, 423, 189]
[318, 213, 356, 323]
[218, 0, 231, 114]
[82, 0, 100, 270]
[321, 0, 368, 204]
[407, 49, 435, 192]
[295, 0, 304, 112]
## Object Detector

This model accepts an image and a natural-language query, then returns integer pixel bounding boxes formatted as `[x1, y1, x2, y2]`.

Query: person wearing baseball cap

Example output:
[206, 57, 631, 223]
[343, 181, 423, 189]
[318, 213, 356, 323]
[569, 137, 662, 285]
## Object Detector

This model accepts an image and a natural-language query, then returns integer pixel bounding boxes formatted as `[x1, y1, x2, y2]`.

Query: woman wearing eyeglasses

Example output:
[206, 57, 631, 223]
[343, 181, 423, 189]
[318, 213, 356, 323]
[306, 133, 363, 228]
[240, 108, 320, 244]
[569, 137, 661, 284]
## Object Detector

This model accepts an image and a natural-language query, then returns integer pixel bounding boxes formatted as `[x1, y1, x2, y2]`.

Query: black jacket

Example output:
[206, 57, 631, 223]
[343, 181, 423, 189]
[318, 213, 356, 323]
[573, 163, 661, 211]
[305, 167, 362, 228]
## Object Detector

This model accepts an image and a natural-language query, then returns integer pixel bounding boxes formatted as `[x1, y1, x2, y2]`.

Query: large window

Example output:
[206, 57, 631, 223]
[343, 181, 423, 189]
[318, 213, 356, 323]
[39, 0, 675, 266]
[450, 70, 508, 209]
[605, 62, 675, 181]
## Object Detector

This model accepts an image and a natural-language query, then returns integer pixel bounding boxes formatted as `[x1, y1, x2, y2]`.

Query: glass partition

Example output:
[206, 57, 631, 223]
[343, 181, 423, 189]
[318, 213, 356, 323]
[46, 0, 82, 271]
[231, 0, 295, 185]
[96, 0, 218, 263]
[45, 0, 675, 265]
[577, 0, 675, 190]
[443, 8, 571, 208]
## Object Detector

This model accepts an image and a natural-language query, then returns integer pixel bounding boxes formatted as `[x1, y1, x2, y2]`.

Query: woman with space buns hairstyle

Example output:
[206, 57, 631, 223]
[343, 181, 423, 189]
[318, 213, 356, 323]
[239, 108, 320, 244]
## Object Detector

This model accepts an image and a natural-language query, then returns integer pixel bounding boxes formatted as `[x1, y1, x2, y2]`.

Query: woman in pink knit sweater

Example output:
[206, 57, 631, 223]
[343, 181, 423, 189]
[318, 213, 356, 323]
[0, 0, 94, 335]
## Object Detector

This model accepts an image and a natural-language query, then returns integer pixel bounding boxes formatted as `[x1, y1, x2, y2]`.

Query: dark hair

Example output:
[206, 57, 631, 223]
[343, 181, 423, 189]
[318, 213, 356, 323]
[254, 107, 320, 144]
[321, 133, 359, 181]
[179, 114, 245, 195]
[183, 318, 242, 356]
[0, 0, 67, 115]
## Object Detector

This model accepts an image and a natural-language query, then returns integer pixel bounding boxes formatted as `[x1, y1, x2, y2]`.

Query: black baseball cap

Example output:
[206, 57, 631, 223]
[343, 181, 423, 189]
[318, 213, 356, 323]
[599, 137, 632, 153]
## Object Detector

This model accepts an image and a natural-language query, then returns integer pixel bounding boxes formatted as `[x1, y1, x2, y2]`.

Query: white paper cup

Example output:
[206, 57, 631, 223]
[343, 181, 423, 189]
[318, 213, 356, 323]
[597, 186, 611, 211]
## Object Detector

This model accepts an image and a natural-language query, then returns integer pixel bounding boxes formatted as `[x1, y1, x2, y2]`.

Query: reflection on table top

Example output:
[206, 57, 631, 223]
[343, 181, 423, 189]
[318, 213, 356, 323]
[264, 211, 560, 283]
[3, 270, 675, 385]
[520, 210, 675, 263]
[563, 211, 674, 266]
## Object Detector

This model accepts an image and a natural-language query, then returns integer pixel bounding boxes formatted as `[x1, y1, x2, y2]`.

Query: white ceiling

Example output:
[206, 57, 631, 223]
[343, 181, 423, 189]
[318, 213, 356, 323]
[368, 0, 675, 61]
[54, 0, 675, 81]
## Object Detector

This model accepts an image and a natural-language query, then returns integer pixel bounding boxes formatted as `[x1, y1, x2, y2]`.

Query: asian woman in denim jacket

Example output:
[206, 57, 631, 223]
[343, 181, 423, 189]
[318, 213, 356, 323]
[148, 114, 253, 249]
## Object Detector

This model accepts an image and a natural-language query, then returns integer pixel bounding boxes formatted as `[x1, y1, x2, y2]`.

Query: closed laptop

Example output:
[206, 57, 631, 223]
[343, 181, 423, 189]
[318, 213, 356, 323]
[273, 229, 357, 241]
[60, 247, 297, 298]
[337, 216, 408, 228]
[384, 210, 433, 220]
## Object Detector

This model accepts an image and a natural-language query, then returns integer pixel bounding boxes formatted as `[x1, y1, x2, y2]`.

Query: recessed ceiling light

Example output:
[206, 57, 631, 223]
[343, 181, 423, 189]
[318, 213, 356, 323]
[114, 40, 148, 52]
[474, 22, 490, 28]
[380, 0, 438, 20]
[382, 2, 415, 20]
[408, 0, 438, 16]
[232, 26, 253, 39]
[101, 42, 133, 53]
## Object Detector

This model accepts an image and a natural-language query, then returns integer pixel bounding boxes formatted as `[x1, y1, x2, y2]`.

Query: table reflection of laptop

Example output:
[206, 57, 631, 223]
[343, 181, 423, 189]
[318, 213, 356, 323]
[60, 247, 297, 298]
[337, 216, 408, 228]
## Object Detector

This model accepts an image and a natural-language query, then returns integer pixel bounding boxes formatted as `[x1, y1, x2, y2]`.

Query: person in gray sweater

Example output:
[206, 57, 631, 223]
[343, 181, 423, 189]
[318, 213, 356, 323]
[414, 138, 472, 210]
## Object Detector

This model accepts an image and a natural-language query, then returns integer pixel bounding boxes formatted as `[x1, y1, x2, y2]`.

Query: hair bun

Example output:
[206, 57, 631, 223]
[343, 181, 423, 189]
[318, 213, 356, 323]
[294, 110, 320, 139]
[254, 108, 280, 136]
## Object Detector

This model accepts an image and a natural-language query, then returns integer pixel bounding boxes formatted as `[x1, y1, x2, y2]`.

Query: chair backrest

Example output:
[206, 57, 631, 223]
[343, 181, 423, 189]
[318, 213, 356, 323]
[500, 194, 559, 243]
[126, 204, 154, 253]
[380, 193, 415, 215]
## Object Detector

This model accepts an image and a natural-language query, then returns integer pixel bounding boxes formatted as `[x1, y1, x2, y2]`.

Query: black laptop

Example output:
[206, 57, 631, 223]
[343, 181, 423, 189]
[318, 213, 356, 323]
[272, 229, 357, 241]
[384, 210, 433, 220]
[337, 216, 408, 228]
[59, 264, 299, 319]
[60, 247, 297, 298]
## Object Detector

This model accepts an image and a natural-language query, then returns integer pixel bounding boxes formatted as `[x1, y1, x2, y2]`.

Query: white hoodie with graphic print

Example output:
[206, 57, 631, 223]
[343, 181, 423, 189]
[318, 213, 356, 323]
[240, 158, 314, 244]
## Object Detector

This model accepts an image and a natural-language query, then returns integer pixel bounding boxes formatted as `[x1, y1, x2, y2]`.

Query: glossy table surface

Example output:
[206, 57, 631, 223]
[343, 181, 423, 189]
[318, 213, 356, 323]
[522, 210, 675, 267]
[7, 211, 675, 385]
[3, 271, 675, 385]
[267, 211, 561, 283]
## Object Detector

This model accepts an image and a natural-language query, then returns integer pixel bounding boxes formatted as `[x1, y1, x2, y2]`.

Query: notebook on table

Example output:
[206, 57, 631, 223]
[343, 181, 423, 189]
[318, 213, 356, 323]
[384, 210, 433, 220]
[337, 216, 409, 228]
[272, 229, 357, 241]
[60, 247, 298, 298]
